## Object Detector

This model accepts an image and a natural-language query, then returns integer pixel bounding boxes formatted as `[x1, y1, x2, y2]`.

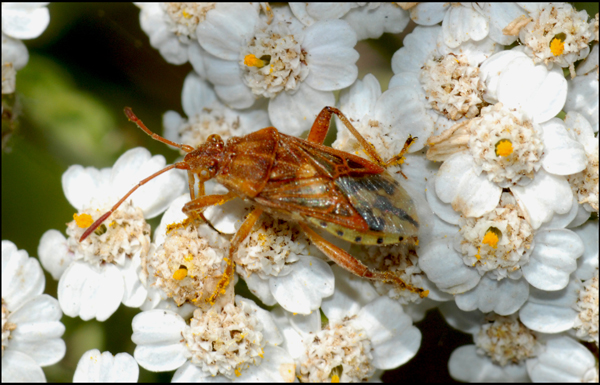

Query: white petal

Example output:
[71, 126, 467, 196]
[375, 86, 434, 153]
[131, 309, 188, 372]
[73, 350, 138, 382]
[242, 273, 277, 306]
[181, 73, 216, 118]
[8, 294, 65, 366]
[2, 4, 49, 39]
[442, 6, 489, 48]
[565, 72, 599, 133]
[110, 148, 186, 218]
[522, 229, 583, 291]
[339, 73, 381, 122]
[391, 26, 441, 74]
[2, 241, 44, 310]
[511, 170, 573, 229]
[527, 336, 596, 382]
[58, 262, 124, 321]
[268, 84, 335, 136]
[187, 43, 207, 78]
[269, 256, 334, 314]
[171, 361, 211, 382]
[497, 57, 567, 124]
[439, 301, 485, 335]
[455, 275, 529, 315]
[410, 3, 448, 26]
[435, 152, 502, 217]
[474, 3, 526, 45]
[1, 32, 29, 70]
[237, 345, 296, 382]
[236, 296, 282, 346]
[1, 350, 46, 382]
[62, 165, 107, 210]
[426, 178, 461, 225]
[540, 119, 587, 175]
[449, 345, 529, 382]
[196, 3, 258, 60]
[355, 296, 420, 369]
[572, 220, 599, 281]
[303, 20, 358, 91]
[342, 3, 410, 40]
[38, 229, 73, 280]
[419, 239, 480, 294]
[479, 50, 528, 103]
[564, 111, 596, 153]
[519, 281, 579, 333]
[321, 265, 379, 322]
[120, 253, 147, 308]
[539, 193, 577, 230]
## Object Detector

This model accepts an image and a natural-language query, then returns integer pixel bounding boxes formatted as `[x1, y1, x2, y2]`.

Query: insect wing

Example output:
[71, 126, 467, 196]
[334, 172, 419, 239]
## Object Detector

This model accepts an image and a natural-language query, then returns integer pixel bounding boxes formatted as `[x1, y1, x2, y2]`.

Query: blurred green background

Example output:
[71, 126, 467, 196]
[2, 3, 597, 382]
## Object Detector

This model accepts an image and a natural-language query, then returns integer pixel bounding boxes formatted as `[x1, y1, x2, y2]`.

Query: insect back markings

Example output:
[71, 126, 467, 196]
[334, 173, 419, 243]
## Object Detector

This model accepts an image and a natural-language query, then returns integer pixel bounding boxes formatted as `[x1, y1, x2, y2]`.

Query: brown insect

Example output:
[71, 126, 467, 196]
[80, 106, 427, 302]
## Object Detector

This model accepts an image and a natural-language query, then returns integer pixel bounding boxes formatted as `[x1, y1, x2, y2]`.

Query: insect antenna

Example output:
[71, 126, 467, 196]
[124, 107, 195, 153]
[80, 108, 195, 242]
[79, 161, 190, 242]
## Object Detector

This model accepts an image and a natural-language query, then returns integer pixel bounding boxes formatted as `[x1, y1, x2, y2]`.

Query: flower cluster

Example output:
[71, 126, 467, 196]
[3, 2, 598, 382]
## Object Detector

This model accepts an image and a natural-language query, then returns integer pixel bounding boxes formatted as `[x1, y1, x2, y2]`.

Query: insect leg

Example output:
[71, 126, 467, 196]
[316, 106, 417, 168]
[181, 192, 238, 218]
[207, 207, 264, 304]
[299, 222, 428, 298]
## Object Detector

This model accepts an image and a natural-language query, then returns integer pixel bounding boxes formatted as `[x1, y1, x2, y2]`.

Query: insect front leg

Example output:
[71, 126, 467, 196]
[309, 106, 416, 168]
[207, 207, 264, 304]
[299, 222, 428, 298]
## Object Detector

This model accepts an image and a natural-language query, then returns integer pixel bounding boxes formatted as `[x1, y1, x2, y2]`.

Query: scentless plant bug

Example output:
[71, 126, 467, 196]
[80, 106, 427, 302]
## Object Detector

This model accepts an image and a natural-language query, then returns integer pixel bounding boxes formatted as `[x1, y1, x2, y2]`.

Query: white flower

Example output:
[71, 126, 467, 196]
[132, 296, 294, 381]
[274, 266, 421, 382]
[163, 73, 270, 151]
[196, 4, 358, 135]
[420, 192, 585, 315]
[408, 3, 528, 47]
[390, 25, 499, 136]
[1, 3, 50, 94]
[73, 349, 138, 382]
[2, 240, 65, 382]
[2, 3, 50, 40]
[526, 335, 598, 382]
[446, 310, 537, 382]
[38, 147, 186, 321]
[2, 33, 28, 94]
[289, 3, 410, 40]
[564, 112, 599, 213]
[427, 103, 586, 227]
[518, 3, 595, 69]
[519, 220, 598, 346]
[565, 44, 599, 133]
[139, 194, 232, 317]
[136, 3, 215, 66]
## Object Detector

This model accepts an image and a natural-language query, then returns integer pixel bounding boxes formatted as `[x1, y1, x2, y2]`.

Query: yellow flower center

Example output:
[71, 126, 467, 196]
[482, 227, 502, 249]
[550, 33, 566, 56]
[244, 54, 271, 68]
[495, 139, 514, 157]
[73, 213, 94, 228]
[173, 266, 188, 280]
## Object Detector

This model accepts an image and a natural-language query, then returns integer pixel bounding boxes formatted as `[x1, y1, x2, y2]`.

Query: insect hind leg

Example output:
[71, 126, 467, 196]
[299, 222, 428, 298]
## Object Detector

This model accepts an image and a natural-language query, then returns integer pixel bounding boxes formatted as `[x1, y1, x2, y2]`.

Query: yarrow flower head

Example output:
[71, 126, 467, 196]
[38, 148, 186, 321]
[132, 296, 295, 381]
[274, 266, 422, 382]
[2, 241, 65, 382]
[197, 4, 358, 135]
[518, 3, 595, 69]
[163, 73, 269, 152]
